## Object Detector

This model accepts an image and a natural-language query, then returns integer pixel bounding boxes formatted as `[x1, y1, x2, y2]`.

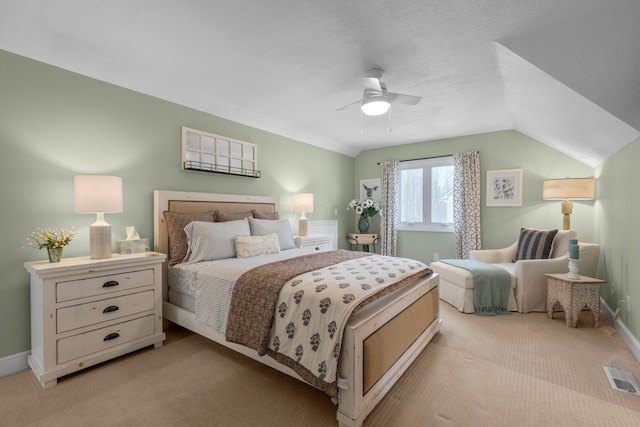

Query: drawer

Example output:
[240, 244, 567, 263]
[57, 315, 155, 364]
[301, 241, 332, 251]
[57, 290, 155, 333]
[57, 269, 154, 302]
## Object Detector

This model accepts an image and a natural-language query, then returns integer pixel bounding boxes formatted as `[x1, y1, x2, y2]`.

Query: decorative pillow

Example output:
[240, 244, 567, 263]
[234, 233, 281, 259]
[513, 228, 559, 261]
[248, 217, 295, 250]
[163, 210, 215, 265]
[252, 210, 280, 220]
[215, 210, 254, 222]
[182, 218, 251, 263]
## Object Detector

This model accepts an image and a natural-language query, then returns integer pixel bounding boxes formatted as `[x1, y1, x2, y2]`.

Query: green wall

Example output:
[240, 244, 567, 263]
[354, 130, 596, 263]
[0, 50, 354, 358]
[596, 137, 640, 347]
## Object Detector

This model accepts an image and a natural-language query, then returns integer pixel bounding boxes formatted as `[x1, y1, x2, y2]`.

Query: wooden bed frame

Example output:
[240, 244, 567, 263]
[153, 190, 440, 427]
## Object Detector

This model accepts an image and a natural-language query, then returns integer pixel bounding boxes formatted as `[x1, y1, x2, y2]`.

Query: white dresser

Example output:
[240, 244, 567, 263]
[24, 252, 166, 388]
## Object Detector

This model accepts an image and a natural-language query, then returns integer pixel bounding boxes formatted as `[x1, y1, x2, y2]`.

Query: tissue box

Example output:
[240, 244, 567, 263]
[116, 239, 150, 254]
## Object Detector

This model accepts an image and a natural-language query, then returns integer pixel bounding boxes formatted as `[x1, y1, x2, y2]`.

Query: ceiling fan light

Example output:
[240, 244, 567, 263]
[361, 96, 390, 116]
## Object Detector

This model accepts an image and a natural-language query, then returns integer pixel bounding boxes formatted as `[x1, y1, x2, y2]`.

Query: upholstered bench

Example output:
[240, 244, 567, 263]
[430, 261, 517, 313]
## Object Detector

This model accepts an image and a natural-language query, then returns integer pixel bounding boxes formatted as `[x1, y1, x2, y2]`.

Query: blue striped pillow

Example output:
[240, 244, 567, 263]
[182, 218, 251, 263]
[513, 228, 558, 261]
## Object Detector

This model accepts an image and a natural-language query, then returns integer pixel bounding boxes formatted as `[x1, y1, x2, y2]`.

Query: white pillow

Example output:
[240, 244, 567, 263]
[183, 218, 251, 263]
[248, 217, 295, 250]
[234, 233, 281, 258]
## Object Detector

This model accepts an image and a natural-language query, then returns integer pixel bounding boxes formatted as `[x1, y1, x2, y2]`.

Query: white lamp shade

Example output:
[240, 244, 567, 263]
[361, 96, 390, 116]
[543, 178, 595, 200]
[74, 175, 123, 213]
[293, 193, 314, 213]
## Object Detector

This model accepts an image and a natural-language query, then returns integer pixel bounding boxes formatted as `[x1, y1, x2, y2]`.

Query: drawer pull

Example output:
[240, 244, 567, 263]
[103, 332, 120, 341]
[102, 305, 119, 314]
[102, 280, 119, 288]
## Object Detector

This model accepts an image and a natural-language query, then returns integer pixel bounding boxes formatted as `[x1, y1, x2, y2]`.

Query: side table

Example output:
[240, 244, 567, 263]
[347, 233, 378, 252]
[25, 252, 166, 388]
[545, 273, 605, 328]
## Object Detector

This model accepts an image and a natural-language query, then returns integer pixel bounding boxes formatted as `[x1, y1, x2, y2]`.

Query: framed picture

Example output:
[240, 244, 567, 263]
[486, 169, 522, 207]
[360, 178, 381, 202]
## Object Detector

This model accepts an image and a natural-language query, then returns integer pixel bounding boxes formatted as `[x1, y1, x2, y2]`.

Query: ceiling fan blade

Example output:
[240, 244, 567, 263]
[363, 76, 382, 93]
[388, 92, 422, 105]
[336, 99, 362, 111]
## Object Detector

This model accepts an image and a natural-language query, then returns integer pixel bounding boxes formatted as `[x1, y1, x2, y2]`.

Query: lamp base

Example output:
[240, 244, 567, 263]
[90, 224, 112, 259]
[298, 219, 308, 237]
[561, 200, 573, 230]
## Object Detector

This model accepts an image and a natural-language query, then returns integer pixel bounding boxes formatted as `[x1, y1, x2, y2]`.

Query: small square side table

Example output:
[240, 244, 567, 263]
[545, 273, 605, 328]
[346, 233, 378, 252]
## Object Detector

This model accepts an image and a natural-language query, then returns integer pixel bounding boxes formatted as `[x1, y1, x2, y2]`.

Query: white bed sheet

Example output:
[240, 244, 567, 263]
[168, 248, 317, 333]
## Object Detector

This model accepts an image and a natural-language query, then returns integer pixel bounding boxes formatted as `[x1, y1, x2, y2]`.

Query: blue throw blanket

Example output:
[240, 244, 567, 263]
[440, 259, 511, 316]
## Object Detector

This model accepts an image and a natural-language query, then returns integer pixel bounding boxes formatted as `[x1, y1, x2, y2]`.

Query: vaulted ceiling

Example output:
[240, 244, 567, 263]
[1, 0, 639, 167]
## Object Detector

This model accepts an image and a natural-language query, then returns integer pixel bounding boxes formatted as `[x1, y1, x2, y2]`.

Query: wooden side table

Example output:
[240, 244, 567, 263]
[347, 233, 378, 252]
[545, 273, 605, 328]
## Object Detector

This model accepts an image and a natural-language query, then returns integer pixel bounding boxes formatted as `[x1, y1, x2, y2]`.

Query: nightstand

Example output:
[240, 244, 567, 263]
[294, 235, 333, 251]
[24, 252, 167, 388]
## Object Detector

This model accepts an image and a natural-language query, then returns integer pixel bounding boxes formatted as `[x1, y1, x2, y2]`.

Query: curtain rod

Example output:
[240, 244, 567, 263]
[377, 154, 453, 165]
[376, 151, 478, 165]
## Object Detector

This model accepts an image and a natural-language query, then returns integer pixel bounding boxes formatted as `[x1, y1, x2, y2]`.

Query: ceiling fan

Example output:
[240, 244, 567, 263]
[337, 68, 422, 116]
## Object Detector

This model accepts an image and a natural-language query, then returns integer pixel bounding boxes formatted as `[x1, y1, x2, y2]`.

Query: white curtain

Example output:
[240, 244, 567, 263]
[379, 160, 399, 256]
[453, 151, 481, 259]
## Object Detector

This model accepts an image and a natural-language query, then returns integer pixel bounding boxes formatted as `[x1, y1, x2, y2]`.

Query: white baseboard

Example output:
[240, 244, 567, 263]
[601, 297, 640, 364]
[0, 350, 30, 378]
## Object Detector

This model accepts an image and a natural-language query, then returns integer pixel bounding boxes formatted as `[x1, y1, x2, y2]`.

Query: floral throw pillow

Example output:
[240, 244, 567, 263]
[234, 233, 281, 258]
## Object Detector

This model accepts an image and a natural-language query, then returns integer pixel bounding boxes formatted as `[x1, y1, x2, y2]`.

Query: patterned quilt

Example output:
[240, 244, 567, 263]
[225, 249, 431, 396]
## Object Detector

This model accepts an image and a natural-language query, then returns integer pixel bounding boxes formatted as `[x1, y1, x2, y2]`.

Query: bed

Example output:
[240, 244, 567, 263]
[153, 190, 440, 427]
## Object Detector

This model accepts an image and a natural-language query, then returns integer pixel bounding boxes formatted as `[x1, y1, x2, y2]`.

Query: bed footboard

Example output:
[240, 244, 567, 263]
[337, 272, 440, 427]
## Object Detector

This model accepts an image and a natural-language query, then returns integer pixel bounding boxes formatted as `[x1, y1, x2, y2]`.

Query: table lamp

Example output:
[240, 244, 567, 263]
[293, 193, 313, 237]
[543, 177, 595, 230]
[74, 175, 123, 259]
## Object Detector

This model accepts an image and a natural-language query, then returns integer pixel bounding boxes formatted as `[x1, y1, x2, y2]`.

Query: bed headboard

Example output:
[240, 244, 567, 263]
[153, 190, 279, 300]
[153, 190, 279, 255]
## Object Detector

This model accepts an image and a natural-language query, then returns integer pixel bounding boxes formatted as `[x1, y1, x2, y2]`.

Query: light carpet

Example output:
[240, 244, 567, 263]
[2, 302, 639, 426]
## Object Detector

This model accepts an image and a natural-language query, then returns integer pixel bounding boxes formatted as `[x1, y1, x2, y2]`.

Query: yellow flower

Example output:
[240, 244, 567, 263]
[27, 228, 78, 250]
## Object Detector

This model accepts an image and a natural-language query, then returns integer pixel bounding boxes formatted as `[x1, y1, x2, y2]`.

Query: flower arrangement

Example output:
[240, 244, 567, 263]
[347, 198, 380, 218]
[26, 228, 78, 250]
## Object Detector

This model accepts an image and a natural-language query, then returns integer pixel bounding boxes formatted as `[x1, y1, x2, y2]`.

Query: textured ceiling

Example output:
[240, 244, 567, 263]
[1, 0, 639, 167]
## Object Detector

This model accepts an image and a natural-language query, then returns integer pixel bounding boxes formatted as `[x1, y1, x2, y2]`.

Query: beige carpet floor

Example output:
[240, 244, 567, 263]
[2, 302, 639, 427]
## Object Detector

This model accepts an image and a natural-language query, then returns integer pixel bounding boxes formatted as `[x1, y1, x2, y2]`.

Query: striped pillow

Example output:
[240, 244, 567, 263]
[248, 217, 295, 250]
[513, 228, 559, 261]
[182, 218, 251, 263]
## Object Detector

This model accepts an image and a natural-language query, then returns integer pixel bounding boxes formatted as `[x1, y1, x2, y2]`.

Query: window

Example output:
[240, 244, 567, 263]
[398, 156, 454, 232]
